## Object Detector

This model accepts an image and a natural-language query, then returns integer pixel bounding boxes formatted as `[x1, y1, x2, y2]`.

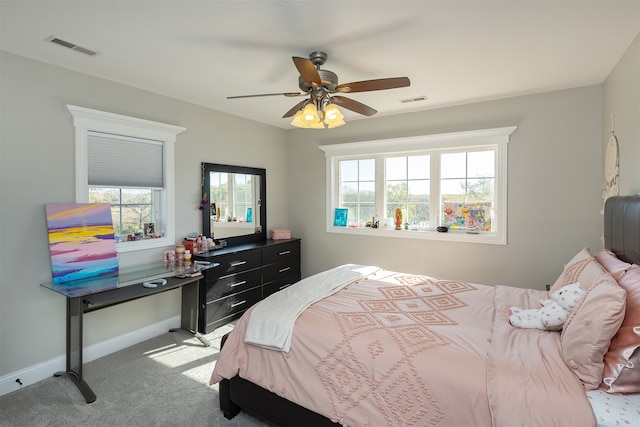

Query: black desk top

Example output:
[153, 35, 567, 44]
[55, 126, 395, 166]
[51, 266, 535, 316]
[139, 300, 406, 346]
[41, 262, 217, 298]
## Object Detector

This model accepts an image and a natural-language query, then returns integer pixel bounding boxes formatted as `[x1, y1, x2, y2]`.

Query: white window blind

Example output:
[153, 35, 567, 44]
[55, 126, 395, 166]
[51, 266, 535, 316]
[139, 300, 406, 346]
[88, 132, 164, 188]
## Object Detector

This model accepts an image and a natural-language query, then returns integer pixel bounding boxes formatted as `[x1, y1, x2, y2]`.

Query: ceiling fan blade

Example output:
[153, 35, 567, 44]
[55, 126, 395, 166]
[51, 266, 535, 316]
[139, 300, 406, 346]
[336, 77, 410, 93]
[227, 92, 302, 99]
[292, 56, 322, 86]
[282, 100, 307, 118]
[333, 96, 377, 117]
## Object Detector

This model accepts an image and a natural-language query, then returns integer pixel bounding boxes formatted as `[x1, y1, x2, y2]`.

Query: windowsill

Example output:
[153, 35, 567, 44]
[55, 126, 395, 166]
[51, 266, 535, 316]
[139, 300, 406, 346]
[116, 236, 174, 253]
[212, 221, 254, 228]
[326, 226, 506, 245]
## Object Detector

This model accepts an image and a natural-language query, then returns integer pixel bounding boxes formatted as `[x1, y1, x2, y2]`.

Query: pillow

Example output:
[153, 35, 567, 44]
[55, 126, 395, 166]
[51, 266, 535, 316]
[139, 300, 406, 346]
[600, 264, 640, 393]
[550, 248, 611, 293]
[594, 249, 630, 281]
[561, 278, 627, 390]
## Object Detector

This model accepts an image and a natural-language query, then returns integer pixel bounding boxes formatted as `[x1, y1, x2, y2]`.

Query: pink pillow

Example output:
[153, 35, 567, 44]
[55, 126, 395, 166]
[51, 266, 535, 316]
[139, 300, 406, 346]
[594, 249, 630, 281]
[550, 248, 611, 293]
[600, 264, 640, 393]
[561, 278, 627, 390]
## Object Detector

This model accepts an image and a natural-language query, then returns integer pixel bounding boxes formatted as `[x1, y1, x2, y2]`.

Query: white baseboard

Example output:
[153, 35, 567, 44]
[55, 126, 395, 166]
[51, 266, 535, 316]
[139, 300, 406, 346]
[0, 315, 180, 397]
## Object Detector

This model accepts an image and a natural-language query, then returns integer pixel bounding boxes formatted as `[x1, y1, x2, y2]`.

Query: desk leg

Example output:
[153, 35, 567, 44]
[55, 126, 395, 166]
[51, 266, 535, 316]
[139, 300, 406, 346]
[170, 279, 211, 347]
[54, 297, 96, 403]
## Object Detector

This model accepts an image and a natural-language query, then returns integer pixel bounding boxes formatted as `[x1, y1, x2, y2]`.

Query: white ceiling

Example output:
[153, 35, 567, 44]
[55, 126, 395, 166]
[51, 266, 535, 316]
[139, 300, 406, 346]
[1, 1, 638, 129]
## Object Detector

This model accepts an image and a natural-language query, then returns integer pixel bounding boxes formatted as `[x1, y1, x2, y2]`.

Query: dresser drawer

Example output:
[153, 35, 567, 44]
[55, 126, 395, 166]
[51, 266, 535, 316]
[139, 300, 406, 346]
[262, 241, 300, 265]
[204, 268, 262, 302]
[209, 250, 261, 276]
[262, 261, 300, 284]
[205, 287, 262, 328]
[262, 275, 300, 299]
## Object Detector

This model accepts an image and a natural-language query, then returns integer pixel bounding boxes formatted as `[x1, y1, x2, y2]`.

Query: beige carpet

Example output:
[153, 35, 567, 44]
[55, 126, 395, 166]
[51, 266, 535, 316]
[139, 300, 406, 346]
[0, 323, 273, 427]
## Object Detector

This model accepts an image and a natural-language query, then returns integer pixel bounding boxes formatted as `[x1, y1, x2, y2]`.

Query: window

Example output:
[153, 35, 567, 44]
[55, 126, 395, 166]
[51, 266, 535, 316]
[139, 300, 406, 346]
[385, 155, 430, 229]
[319, 127, 516, 245]
[339, 159, 375, 225]
[68, 105, 186, 252]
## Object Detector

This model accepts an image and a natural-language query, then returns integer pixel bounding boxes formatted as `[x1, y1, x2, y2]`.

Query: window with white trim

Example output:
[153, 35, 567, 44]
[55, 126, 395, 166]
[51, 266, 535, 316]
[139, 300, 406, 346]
[68, 105, 186, 252]
[319, 127, 516, 245]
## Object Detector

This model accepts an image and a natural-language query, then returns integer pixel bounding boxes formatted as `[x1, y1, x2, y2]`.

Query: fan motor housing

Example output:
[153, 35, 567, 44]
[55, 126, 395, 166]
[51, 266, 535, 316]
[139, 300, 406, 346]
[299, 69, 338, 93]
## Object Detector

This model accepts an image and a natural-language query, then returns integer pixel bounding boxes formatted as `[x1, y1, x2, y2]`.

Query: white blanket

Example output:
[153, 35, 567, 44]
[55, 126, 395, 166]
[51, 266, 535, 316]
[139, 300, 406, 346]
[244, 264, 379, 352]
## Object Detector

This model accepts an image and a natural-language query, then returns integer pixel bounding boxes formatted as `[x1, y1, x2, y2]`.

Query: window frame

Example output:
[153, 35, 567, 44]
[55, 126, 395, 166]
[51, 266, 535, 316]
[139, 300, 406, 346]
[68, 105, 186, 253]
[319, 126, 516, 245]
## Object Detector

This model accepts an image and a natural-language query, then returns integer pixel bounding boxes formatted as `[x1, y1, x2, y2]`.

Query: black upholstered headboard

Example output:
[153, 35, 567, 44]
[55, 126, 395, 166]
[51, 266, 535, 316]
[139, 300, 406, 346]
[604, 196, 640, 265]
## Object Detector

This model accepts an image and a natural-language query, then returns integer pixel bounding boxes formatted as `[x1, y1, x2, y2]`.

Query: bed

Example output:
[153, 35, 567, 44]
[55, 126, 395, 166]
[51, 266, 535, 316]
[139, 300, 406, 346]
[211, 195, 640, 426]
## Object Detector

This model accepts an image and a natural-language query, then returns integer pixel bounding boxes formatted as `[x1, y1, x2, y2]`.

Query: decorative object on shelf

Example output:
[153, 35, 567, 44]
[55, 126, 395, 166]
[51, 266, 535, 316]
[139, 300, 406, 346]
[436, 226, 449, 233]
[144, 222, 155, 237]
[199, 193, 208, 211]
[602, 115, 619, 213]
[44, 203, 119, 284]
[394, 208, 403, 230]
[334, 208, 348, 227]
[443, 201, 492, 232]
[210, 202, 217, 220]
[163, 250, 175, 264]
[271, 229, 291, 240]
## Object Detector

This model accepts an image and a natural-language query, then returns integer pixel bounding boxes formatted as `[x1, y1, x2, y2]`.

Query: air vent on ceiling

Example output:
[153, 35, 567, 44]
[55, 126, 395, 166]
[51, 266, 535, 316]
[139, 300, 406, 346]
[45, 35, 100, 56]
[400, 95, 428, 104]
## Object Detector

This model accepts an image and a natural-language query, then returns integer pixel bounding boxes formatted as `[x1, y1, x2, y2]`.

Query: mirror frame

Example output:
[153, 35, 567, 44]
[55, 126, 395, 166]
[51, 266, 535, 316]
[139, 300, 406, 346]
[201, 162, 267, 246]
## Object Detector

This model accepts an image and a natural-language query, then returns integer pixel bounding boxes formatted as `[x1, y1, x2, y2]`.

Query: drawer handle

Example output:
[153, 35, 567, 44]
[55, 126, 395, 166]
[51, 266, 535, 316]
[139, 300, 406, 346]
[278, 250, 291, 256]
[279, 267, 291, 273]
[230, 300, 247, 308]
[229, 280, 247, 288]
[230, 261, 247, 267]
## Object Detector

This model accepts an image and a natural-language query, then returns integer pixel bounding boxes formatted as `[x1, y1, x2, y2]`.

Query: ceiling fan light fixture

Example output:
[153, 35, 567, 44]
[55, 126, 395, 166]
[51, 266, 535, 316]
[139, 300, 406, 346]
[302, 103, 320, 123]
[290, 110, 308, 128]
[324, 103, 341, 120]
[324, 104, 345, 128]
[228, 51, 410, 129]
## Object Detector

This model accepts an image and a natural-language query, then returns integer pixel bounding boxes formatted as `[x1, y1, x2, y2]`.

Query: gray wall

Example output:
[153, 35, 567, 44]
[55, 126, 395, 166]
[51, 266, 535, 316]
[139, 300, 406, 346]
[0, 52, 289, 375]
[603, 34, 640, 196]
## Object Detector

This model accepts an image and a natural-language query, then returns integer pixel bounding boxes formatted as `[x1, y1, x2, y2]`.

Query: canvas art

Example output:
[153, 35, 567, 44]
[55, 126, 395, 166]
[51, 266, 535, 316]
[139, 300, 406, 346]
[45, 203, 119, 284]
[442, 201, 492, 232]
[334, 208, 348, 227]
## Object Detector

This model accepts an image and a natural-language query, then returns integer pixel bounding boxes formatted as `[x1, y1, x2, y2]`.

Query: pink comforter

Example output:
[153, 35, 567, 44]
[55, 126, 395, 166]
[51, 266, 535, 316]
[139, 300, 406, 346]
[211, 269, 595, 426]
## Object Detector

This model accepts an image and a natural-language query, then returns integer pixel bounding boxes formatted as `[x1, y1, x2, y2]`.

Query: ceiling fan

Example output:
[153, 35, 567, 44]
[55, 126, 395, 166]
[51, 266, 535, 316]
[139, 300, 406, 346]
[227, 51, 410, 128]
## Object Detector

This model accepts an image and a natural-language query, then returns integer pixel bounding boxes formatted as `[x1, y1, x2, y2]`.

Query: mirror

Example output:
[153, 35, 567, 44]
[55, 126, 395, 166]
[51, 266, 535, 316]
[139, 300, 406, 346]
[201, 163, 266, 246]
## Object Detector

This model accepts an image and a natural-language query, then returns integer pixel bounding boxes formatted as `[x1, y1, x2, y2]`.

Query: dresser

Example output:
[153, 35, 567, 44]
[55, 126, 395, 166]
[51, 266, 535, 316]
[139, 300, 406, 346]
[193, 238, 301, 333]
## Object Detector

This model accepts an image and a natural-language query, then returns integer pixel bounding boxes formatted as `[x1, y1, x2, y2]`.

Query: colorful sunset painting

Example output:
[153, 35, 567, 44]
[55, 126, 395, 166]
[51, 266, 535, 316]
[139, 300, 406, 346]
[45, 203, 119, 284]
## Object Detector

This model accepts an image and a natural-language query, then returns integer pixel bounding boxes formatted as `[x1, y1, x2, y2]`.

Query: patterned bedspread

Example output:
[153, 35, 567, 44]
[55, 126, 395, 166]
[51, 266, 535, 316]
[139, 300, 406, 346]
[211, 268, 595, 426]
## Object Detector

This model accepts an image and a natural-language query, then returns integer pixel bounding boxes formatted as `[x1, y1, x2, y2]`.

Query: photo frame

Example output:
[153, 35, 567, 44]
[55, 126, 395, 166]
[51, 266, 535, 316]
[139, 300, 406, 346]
[334, 208, 348, 227]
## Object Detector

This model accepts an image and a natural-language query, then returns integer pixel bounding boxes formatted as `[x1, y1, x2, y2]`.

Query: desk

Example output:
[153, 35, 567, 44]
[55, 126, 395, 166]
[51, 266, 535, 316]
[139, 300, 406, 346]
[41, 262, 217, 403]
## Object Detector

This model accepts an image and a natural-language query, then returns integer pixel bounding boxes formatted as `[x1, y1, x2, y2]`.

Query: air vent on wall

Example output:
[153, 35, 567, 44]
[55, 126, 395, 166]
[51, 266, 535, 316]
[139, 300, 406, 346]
[400, 95, 428, 104]
[45, 35, 100, 56]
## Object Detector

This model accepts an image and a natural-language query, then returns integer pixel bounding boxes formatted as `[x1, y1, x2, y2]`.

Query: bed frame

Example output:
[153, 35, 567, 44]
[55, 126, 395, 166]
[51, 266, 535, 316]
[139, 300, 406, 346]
[218, 195, 640, 426]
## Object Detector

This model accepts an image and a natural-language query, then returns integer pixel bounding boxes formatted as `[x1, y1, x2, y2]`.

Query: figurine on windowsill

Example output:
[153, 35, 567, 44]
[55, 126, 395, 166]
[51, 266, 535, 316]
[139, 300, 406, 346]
[395, 208, 402, 230]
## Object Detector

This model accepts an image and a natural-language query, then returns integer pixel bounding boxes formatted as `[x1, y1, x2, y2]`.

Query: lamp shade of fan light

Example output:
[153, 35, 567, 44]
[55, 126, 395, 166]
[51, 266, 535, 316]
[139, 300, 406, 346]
[290, 110, 307, 128]
[291, 103, 345, 129]
[303, 103, 320, 123]
[324, 104, 345, 128]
